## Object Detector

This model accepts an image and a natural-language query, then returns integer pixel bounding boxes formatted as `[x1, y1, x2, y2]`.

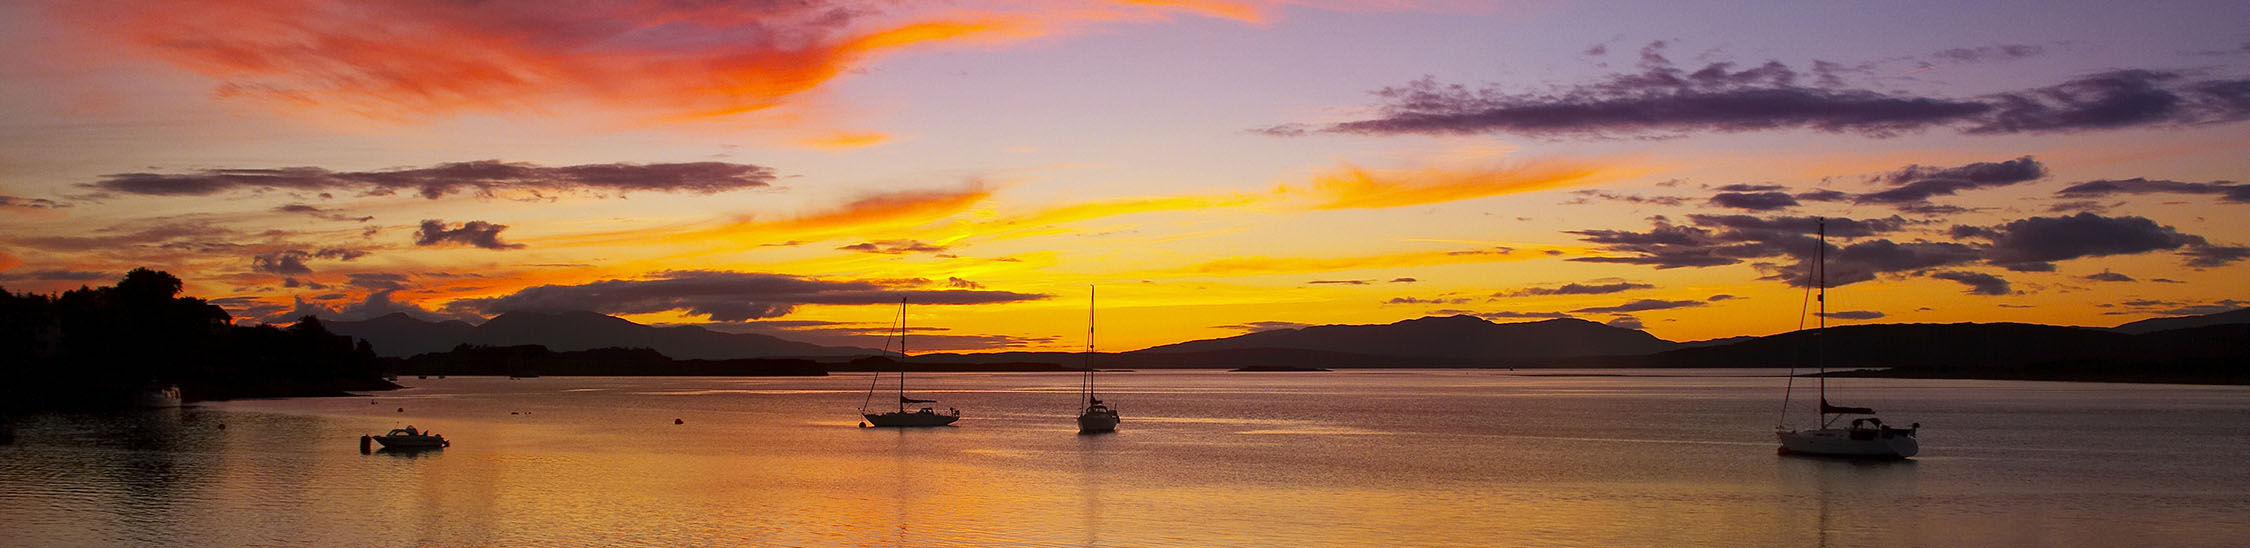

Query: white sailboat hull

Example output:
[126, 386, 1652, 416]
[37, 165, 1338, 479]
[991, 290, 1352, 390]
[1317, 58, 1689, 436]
[864, 410, 959, 427]
[1077, 408, 1119, 433]
[1777, 428, 1917, 459]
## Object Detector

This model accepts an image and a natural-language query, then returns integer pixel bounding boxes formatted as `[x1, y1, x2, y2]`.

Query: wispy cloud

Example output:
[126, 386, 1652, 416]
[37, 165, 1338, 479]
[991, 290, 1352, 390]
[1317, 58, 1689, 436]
[1161, 246, 1551, 277]
[86, 161, 775, 200]
[1494, 279, 1653, 298]
[415, 220, 525, 250]
[444, 270, 1048, 321]
[1281, 159, 1616, 209]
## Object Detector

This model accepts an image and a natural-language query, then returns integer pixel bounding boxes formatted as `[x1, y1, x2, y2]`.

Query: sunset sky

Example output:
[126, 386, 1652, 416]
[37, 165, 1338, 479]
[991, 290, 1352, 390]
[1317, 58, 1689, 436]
[2, 0, 2245, 352]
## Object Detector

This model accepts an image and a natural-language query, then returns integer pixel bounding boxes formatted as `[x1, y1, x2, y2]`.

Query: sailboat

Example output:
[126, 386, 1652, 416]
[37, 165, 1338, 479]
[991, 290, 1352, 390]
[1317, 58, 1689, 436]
[860, 298, 960, 427]
[1777, 219, 1919, 458]
[1076, 287, 1120, 434]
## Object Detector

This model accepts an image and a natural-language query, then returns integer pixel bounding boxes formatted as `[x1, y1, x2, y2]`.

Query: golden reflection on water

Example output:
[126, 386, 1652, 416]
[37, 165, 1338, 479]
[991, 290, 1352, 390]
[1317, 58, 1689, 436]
[2, 372, 2247, 547]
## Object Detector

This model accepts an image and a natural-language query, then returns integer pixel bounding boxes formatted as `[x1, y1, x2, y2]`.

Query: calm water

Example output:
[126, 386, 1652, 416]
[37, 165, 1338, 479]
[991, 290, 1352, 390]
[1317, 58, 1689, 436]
[3, 370, 2246, 547]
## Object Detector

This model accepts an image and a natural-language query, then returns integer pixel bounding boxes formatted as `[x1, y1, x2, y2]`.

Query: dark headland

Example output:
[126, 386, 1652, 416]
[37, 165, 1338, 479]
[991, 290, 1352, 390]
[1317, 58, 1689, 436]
[1, 269, 397, 412]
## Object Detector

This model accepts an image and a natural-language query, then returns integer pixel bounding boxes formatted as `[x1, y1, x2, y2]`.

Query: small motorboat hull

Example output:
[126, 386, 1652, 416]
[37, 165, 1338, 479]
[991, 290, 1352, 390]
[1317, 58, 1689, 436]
[1077, 408, 1119, 433]
[373, 437, 448, 449]
[1777, 428, 1916, 459]
[864, 410, 959, 427]
[373, 427, 449, 449]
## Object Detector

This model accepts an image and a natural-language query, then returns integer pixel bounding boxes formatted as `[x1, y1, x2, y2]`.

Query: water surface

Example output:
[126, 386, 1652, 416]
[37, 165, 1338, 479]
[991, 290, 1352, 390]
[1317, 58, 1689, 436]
[3, 370, 2245, 547]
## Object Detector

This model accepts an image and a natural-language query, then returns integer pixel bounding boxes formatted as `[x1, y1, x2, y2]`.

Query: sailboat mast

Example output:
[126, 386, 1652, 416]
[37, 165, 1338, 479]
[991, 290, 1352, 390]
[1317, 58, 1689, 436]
[898, 297, 908, 413]
[1085, 286, 1096, 405]
[1816, 219, 1827, 419]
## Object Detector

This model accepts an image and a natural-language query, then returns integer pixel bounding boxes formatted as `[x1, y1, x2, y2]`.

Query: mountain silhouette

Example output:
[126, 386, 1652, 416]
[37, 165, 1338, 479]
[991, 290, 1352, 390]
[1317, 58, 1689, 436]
[2108, 307, 2250, 334]
[1620, 322, 2127, 368]
[328, 310, 879, 359]
[1136, 315, 1676, 363]
[324, 313, 477, 356]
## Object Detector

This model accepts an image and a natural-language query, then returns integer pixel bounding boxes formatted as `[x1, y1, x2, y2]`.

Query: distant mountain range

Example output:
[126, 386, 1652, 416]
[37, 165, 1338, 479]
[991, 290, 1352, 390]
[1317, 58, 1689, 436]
[325, 307, 2248, 381]
[2109, 307, 2250, 334]
[328, 311, 879, 359]
[1138, 316, 1677, 361]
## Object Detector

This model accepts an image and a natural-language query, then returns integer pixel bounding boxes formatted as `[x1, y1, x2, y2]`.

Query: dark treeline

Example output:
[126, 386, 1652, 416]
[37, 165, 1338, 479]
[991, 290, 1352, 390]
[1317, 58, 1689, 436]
[0, 268, 396, 411]
[393, 344, 827, 376]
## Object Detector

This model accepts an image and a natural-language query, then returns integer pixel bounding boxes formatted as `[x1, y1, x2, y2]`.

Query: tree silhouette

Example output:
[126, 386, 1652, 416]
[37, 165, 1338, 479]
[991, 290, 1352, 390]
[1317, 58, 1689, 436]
[1, 269, 393, 411]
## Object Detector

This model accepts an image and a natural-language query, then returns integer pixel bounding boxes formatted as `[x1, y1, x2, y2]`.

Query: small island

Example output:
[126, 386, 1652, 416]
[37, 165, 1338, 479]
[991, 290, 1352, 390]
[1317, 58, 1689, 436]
[1229, 365, 1332, 372]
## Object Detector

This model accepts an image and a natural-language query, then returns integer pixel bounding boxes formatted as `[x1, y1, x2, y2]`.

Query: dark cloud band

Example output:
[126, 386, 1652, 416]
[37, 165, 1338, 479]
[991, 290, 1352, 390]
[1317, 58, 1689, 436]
[1264, 51, 2249, 139]
[445, 270, 1049, 321]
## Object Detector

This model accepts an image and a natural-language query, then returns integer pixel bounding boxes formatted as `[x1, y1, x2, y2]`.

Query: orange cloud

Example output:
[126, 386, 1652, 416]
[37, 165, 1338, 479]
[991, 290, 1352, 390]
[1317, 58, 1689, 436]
[49, 1, 1467, 123]
[1281, 159, 1619, 210]
[54, 1, 1039, 122]
[1115, 0, 1270, 23]
[794, 131, 893, 150]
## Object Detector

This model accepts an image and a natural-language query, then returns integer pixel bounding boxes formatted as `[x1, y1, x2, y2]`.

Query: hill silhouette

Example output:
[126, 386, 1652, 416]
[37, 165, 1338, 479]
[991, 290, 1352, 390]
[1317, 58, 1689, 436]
[2109, 307, 2250, 334]
[1138, 315, 1676, 363]
[329, 310, 879, 359]
[392, 345, 827, 376]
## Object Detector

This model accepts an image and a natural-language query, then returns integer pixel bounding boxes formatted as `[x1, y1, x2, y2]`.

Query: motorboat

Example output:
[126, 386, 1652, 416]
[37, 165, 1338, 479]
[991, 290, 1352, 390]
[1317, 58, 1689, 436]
[372, 426, 450, 449]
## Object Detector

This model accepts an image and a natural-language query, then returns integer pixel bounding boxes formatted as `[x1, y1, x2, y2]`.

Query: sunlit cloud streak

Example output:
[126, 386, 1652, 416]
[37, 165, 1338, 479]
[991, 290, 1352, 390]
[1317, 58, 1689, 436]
[85, 161, 775, 200]
[1158, 246, 1553, 277]
[1280, 159, 1615, 209]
